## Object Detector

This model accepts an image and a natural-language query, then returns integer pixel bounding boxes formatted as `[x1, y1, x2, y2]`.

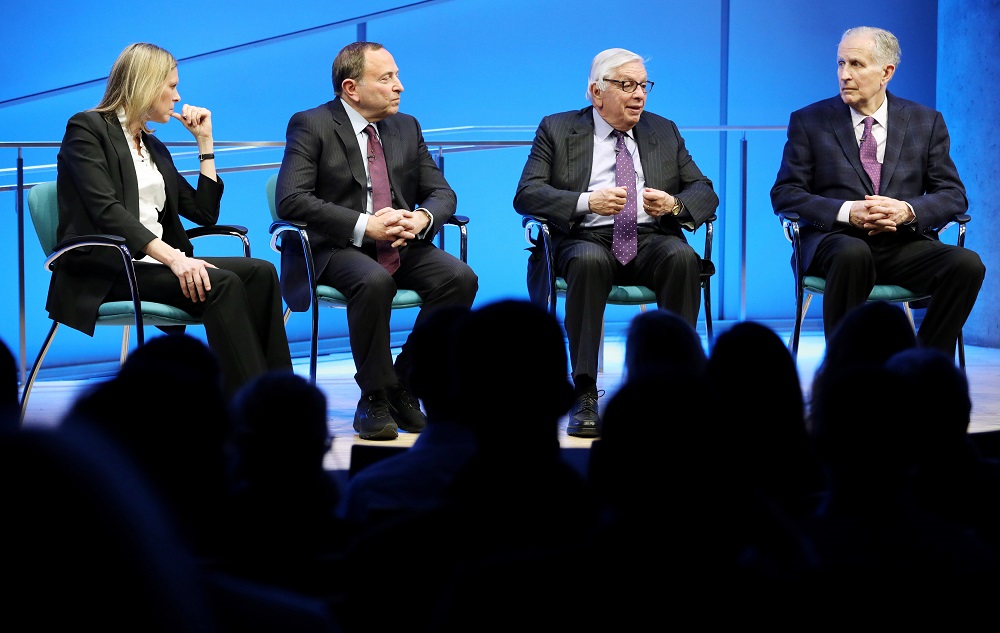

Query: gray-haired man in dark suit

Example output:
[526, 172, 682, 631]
[771, 26, 984, 357]
[514, 48, 719, 437]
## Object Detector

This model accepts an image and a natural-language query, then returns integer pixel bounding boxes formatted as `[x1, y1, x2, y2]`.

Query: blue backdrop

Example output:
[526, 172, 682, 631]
[0, 0, 944, 377]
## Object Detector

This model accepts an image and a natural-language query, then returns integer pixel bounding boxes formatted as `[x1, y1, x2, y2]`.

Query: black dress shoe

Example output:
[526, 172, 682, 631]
[567, 390, 603, 438]
[387, 385, 427, 433]
[354, 391, 398, 441]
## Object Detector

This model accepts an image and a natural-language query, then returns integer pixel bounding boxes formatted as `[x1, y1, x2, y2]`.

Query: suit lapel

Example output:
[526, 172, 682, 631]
[106, 116, 141, 215]
[827, 98, 874, 194]
[565, 108, 595, 191]
[329, 99, 368, 192]
[881, 92, 906, 194]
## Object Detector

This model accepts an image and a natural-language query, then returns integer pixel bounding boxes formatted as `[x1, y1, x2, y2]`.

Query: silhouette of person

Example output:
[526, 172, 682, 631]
[337, 300, 586, 633]
[806, 359, 999, 619]
[707, 320, 826, 518]
[223, 370, 349, 598]
[0, 425, 215, 632]
[337, 305, 475, 529]
[0, 337, 19, 433]
[60, 333, 235, 561]
[807, 300, 917, 432]
[885, 346, 1000, 555]
[623, 307, 707, 384]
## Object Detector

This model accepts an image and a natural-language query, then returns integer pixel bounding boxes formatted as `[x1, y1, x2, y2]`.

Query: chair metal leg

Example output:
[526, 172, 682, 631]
[901, 303, 917, 332]
[19, 321, 59, 426]
[792, 292, 812, 359]
[703, 279, 713, 345]
[120, 325, 132, 365]
[309, 298, 320, 385]
[958, 330, 966, 370]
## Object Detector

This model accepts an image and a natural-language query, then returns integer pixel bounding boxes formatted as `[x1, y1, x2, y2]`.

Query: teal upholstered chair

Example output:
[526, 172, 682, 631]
[779, 211, 970, 368]
[265, 173, 470, 385]
[521, 213, 716, 372]
[20, 180, 252, 423]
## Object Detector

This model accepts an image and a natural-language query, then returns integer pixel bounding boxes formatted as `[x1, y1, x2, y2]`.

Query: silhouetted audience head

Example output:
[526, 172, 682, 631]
[707, 321, 825, 511]
[0, 426, 213, 632]
[61, 333, 234, 557]
[623, 308, 706, 383]
[0, 337, 18, 432]
[229, 370, 332, 478]
[224, 370, 346, 595]
[455, 299, 573, 453]
[809, 301, 917, 431]
[404, 304, 472, 424]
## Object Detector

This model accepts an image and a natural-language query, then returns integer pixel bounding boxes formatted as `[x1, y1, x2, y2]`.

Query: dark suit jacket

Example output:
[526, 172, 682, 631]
[770, 91, 968, 272]
[513, 106, 718, 237]
[512, 106, 719, 305]
[274, 98, 457, 311]
[49, 110, 224, 336]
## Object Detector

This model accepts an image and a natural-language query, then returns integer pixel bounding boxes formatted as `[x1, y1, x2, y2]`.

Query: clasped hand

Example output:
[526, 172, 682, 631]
[850, 195, 914, 235]
[589, 186, 676, 217]
[367, 208, 428, 248]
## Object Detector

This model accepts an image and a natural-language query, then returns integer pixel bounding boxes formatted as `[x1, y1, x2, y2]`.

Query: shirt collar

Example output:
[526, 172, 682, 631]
[342, 100, 376, 138]
[850, 94, 889, 129]
[593, 108, 632, 142]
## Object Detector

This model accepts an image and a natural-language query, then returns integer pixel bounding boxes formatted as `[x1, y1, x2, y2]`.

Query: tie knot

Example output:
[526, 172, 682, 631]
[364, 124, 377, 138]
[863, 116, 874, 133]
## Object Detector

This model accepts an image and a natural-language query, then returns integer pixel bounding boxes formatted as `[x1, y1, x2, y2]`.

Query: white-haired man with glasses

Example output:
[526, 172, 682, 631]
[514, 47, 719, 438]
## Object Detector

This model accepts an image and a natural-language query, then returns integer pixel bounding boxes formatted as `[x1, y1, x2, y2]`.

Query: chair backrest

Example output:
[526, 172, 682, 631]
[265, 173, 278, 222]
[27, 181, 59, 256]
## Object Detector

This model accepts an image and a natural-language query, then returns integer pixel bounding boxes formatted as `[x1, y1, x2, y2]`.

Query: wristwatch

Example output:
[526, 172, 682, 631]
[669, 198, 682, 216]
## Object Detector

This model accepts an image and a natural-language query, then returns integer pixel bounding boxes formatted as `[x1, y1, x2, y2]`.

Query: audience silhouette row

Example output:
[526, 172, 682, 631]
[2, 297, 999, 629]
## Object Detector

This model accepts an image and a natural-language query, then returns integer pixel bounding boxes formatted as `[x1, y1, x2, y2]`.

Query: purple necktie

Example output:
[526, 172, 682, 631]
[611, 130, 638, 265]
[859, 116, 881, 194]
[363, 124, 400, 275]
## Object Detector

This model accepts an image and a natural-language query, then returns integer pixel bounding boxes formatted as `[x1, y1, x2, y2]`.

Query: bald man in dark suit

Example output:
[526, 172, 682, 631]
[514, 48, 719, 437]
[771, 26, 984, 356]
[276, 41, 478, 441]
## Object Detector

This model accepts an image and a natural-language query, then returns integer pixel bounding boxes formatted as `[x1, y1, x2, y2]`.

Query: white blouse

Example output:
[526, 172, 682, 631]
[117, 109, 166, 263]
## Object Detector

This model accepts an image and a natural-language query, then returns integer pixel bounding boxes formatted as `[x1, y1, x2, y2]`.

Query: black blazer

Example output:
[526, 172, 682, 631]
[770, 91, 968, 272]
[49, 110, 223, 335]
[274, 97, 457, 312]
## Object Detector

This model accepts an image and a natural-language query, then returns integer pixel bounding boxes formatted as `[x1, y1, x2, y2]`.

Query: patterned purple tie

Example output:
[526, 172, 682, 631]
[363, 124, 400, 275]
[611, 130, 638, 265]
[859, 116, 881, 194]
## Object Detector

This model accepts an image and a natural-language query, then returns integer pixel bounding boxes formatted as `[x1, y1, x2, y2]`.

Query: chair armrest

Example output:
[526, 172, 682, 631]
[776, 212, 801, 245]
[519, 215, 557, 313]
[938, 212, 970, 248]
[438, 214, 470, 263]
[186, 224, 252, 257]
[45, 234, 129, 272]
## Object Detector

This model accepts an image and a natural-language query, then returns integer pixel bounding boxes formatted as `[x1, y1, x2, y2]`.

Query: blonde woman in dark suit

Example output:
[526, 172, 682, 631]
[52, 42, 292, 396]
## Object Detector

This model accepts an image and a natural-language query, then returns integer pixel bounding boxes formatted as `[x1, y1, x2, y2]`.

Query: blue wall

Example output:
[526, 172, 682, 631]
[1, 0, 954, 376]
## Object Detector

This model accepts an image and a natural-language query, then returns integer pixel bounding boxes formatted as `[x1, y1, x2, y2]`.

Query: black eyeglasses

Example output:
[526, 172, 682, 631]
[603, 78, 654, 94]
